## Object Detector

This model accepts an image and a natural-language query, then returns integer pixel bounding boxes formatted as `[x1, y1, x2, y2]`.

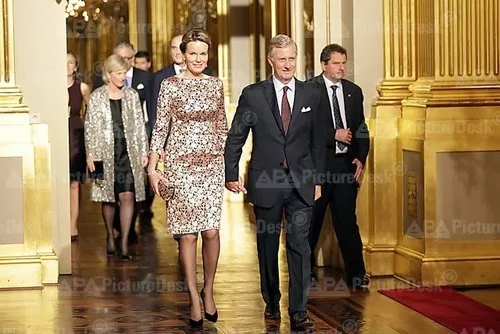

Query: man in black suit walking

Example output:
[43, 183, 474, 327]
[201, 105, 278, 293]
[308, 43, 370, 289]
[224, 34, 325, 330]
[93, 42, 153, 242]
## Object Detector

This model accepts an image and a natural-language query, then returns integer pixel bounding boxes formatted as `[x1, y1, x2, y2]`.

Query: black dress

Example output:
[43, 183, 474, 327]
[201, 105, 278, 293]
[110, 99, 135, 196]
[68, 79, 86, 183]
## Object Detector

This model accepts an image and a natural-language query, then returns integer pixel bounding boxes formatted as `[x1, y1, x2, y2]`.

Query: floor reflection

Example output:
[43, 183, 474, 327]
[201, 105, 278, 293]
[0, 185, 498, 333]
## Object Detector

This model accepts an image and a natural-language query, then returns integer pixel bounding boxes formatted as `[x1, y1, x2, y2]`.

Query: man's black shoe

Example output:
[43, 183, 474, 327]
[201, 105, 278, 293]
[348, 276, 370, 289]
[290, 311, 313, 329]
[264, 304, 281, 320]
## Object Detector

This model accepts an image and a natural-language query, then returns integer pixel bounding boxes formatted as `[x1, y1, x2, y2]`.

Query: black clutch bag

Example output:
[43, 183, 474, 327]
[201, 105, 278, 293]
[89, 161, 104, 180]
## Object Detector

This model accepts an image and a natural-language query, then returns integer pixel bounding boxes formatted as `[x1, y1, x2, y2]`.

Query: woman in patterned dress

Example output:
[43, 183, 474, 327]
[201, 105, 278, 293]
[67, 52, 90, 241]
[147, 29, 227, 328]
[85, 55, 149, 259]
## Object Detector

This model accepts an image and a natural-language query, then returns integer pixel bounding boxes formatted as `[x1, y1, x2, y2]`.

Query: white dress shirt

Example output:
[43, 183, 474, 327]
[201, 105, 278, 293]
[273, 76, 295, 115]
[125, 67, 133, 87]
[323, 75, 347, 154]
[174, 63, 186, 75]
[126, 66, 148, 123]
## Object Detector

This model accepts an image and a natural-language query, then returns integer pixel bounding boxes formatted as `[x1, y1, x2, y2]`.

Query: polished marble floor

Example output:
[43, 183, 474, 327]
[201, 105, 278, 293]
[0, 186, 499, 333]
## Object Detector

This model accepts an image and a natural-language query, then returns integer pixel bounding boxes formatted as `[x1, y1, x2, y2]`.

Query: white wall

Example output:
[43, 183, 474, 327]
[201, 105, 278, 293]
[13, 0, 71, 273]
[229, 0, 252, 102]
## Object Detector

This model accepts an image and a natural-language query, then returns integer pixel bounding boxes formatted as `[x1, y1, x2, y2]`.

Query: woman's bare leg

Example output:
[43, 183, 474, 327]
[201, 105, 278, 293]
[179, 234, 202, 320]
[201, 229, 220, 314]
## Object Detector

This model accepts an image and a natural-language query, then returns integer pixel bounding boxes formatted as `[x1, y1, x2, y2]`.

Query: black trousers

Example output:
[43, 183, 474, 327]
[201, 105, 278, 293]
[309, 154, 366, 283]
[253, 172, 312, 316]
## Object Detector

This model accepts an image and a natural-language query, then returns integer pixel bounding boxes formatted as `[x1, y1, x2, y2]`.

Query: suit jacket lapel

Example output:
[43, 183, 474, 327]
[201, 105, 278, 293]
[263, 79, 285, 136]
[341, 79, 352, 128]
[131, 67, 138, 88]
[166, 64, 176, 78]
[316, 75, 335, 129]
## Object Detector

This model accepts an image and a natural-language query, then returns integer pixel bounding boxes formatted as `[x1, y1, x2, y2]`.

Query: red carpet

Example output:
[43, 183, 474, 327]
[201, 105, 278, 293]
[379, 286, 500, 333]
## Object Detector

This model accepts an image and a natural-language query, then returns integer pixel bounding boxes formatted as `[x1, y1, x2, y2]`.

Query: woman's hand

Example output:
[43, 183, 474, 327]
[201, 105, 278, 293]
[86, 155, 95, 172]
[148, 170, 167, 195]
[141, 156, 148, 167]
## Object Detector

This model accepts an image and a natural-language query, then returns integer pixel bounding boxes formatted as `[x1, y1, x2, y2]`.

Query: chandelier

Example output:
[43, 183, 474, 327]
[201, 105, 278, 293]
[64, 0, 128, 22]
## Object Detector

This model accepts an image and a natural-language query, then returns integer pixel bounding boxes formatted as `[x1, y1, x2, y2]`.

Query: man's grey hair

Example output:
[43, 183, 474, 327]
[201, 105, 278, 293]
[113, 41, 135, 53]
[268, 34, 297, 57]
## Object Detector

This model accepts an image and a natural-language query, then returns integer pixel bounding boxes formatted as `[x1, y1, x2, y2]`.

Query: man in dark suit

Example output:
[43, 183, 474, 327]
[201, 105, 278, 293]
[224, 34, 325, 330]
[93, 42, 153, 242]
[150, 34, 213, 129]
[308, 43, 370, 289]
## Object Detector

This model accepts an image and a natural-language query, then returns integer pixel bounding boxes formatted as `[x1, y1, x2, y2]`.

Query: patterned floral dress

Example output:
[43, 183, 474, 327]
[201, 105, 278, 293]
[150, 76, 227, 235]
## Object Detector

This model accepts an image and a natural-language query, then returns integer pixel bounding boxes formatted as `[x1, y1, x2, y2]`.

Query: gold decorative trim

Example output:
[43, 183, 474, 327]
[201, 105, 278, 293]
[128, 0, 138, 48]
[393, 274, 421, 287]
[270, 0, 277, 37]
[248, 0, 256, 83]
[394, 245, 424, 260]
[0, 0, 18, 89]
[217, 0, 231, 100]
[422, 255, 500, 262]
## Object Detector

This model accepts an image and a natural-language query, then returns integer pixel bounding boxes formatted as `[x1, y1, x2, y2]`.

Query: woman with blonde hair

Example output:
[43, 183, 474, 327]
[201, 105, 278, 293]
[85, 54, 148, 259]
[148, 29, 227, 329]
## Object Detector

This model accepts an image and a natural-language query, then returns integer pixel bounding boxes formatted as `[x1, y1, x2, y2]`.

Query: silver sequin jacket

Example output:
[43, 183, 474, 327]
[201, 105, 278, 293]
[84, 86, 148, 202]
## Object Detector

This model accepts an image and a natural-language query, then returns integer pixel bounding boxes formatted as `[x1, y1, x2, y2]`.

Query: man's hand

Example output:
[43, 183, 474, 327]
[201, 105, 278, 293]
[141, 156, 148, 167]
[335, 128, 352, 144]
[314, 185, 322, 201]
[225, 176, 247, 194]
[352, 158, 364, 182]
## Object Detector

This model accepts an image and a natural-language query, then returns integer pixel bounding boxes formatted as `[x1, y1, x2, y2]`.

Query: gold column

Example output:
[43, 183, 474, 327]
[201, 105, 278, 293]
[378, 0, 416, 102]
[366, 0, 417, 277]
[149, 0, 174, 71]
[0, 0, 57, 288]
[397, 0, 500, 286]
[290, 0, 304, 79]
[128, 0, 138, 49]
[217, 0, 231, 101]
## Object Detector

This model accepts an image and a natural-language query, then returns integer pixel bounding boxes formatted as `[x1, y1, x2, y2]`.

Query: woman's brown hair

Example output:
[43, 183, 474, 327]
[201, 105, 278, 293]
[179, 28, 212, 53]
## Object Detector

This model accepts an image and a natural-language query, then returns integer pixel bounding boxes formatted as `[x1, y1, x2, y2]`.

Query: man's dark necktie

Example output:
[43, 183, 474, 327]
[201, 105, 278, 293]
[331, 85, 346, 150]
[281, 86, 291, 167]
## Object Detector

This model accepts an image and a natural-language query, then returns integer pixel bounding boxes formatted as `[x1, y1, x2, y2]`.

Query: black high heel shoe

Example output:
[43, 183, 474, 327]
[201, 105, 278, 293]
[106, 237, 117, 256]
[120, 247, 132, 260]
[189, 318, 203, 329]
[200, 289, 218, 323]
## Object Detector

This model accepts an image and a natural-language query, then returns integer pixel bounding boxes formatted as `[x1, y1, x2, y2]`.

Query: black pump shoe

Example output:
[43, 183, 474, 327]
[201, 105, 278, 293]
[189, 318, 203, 329]
[200, 289, 218, 322]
